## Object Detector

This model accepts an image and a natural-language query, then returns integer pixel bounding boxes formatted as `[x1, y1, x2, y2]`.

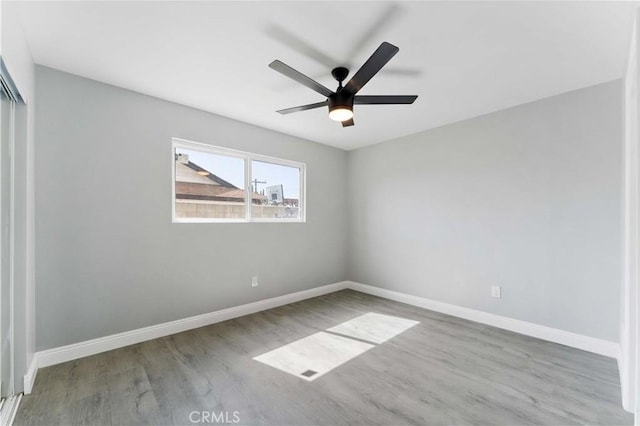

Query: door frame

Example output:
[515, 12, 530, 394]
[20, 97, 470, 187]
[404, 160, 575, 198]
[0, 56, 23, 401]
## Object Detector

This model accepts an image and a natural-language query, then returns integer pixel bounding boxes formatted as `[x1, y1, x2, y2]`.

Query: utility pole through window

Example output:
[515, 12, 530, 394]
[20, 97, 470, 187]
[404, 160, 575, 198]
[252, 178, 267, 193]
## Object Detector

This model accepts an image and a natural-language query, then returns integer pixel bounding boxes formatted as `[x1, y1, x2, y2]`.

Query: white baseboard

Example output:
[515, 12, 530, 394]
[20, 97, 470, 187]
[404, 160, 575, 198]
[23, 354, 38, 394]
[24, 281, 348, 394]
[618, 328, 631, 412]
[24, 279, 621, 395]
[346, 281, 620, 358]
[618, 354, 630, 412]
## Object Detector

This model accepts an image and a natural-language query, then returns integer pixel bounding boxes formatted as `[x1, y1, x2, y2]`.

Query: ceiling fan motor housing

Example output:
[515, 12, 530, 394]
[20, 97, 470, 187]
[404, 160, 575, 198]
[328, 90, 354, 114]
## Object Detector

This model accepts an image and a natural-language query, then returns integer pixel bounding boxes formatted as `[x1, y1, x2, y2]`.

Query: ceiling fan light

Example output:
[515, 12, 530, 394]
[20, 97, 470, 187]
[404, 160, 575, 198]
[329, 107, 353, 122]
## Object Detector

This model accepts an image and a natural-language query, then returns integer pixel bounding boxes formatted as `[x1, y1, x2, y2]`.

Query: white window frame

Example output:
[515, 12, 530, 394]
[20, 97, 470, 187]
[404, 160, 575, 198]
[171, 138, 306, 223]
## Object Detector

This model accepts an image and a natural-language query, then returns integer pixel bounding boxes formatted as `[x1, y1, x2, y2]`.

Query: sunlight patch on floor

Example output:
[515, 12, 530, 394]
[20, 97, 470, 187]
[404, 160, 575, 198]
[327, 312, 420, 344]
[253, 331, 374, 381]
[253, 312, 419, 381]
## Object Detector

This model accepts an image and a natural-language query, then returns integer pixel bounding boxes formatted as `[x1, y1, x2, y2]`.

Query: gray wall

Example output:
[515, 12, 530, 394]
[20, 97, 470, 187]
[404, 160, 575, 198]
[348, 80, 623, 341]
[35, 66, 348, 350]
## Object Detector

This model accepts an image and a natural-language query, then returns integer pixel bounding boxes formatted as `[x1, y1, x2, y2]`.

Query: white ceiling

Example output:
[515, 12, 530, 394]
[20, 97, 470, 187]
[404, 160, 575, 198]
[12, 1, 636, 150]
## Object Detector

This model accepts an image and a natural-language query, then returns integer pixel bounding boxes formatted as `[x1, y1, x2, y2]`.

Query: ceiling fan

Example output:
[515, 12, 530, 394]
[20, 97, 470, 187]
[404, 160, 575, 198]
[269, 42, 418, 127]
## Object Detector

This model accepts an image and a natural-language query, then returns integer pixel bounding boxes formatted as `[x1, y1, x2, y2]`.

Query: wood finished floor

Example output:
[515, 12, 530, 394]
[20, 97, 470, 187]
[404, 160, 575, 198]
[16, 290, 633, 426]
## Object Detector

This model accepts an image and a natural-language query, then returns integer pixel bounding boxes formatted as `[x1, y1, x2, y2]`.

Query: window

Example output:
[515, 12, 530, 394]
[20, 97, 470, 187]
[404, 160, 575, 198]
[172, 139, 305, 223]
[251, 160, 301, 220]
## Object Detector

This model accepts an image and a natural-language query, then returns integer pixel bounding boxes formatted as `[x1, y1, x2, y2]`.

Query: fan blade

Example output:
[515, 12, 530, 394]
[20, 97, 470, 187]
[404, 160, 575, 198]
[266, 25, 339, 69]
[269, 60, 333, 98]
[276, 101, 328, 115]
[342, 118, 354, 127]
[346, 4, 402, 62]
[354, 95, 417, 105]
[343, 42, 399, 95]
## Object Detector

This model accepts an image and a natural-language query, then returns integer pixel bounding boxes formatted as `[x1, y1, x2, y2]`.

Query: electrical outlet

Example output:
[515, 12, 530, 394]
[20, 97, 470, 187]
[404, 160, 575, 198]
[252, 276, 258, 287]
[491, 286, 502, 298]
